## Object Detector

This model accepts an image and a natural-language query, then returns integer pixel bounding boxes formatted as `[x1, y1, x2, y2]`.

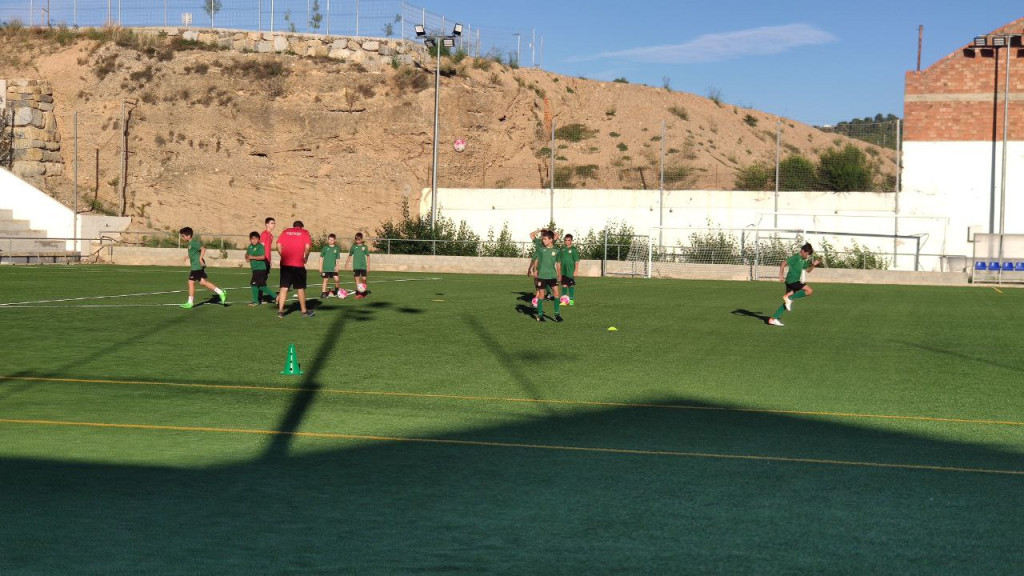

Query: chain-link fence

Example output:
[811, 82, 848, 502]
[0, 0, 527, 63]
[434, 114, 901, 193]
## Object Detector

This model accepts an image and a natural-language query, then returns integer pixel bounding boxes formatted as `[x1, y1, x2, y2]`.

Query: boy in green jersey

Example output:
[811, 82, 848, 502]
[528, 228, 555, 301]
[531, 230, 563, 322]
[344, 232, 371, 299]
[320, 233, 342, 298]
[768, 242, 820, 327]
[178, 227, 227, 309]
[245, 231, 277, 306]
[559, 233, 580, 305]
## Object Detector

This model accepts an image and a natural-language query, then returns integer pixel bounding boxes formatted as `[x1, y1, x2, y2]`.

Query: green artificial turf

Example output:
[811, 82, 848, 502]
[1, 265, 1022, 574]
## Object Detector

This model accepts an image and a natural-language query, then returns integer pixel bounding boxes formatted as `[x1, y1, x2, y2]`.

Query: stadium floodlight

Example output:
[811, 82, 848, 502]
[967, 33, 1021, 238]
[416, 23, 463, 230]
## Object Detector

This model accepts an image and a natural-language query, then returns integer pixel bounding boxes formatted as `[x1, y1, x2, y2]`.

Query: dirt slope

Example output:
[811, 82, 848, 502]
[1, 31, 896, 241]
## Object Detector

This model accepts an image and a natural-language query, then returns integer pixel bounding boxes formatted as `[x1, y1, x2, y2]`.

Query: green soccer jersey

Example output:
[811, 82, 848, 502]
[534, 245, 561, 279]
[321, 245, 341, 272]
[559, 245, 580, 278]
[350, 244, 369, 269]
[785, 252, 809, 283]
[187, 238, 203, 270]
[247, 243, 267, 271]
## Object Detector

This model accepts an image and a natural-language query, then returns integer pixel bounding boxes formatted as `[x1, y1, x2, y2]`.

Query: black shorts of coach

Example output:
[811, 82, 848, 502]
[785, 282, 805, 293]
[188, 268, 208, 281]
[534, 277, 557, 290]
[279, 265, 308, 290]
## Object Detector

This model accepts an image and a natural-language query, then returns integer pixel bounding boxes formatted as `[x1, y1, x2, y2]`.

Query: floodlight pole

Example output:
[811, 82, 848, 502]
[430, 40, 440, 229]
[998, 35, 1013, 237]
[416, 24, 462, 232]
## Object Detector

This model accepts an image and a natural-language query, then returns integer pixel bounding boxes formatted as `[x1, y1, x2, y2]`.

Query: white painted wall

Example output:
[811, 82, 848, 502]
[421, 187, 954, 270]
[902, 141, 1024, 241]
[0, 167, 75, 249]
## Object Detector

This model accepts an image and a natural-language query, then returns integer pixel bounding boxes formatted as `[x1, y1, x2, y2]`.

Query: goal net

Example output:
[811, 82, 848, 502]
[646, 226, 925, 280]
[602, 234, 650, 277]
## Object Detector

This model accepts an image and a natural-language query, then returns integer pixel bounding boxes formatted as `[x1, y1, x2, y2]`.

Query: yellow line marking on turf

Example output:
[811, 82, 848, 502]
[993, 287, 1003, 294]
[1, 417, 1021, 477]
[4, 375, 1024, 428]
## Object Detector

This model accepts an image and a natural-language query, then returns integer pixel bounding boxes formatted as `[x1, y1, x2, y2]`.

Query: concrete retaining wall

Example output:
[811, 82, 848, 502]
[103, 246, 969, 285]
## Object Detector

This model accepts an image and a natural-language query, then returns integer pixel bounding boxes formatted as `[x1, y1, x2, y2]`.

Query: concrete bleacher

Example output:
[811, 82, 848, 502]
[0, 208, 75, 263]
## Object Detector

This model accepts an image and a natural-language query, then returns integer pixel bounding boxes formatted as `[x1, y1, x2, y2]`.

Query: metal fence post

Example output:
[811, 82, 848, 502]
[549, 119, 556, 224]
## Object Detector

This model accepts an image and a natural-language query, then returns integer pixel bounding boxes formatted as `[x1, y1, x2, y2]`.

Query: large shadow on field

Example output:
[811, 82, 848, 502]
[897, 340, 1023, 373]
[2, 396, 1023, 574]
[463, 314, 557, 414]
[1, 312, 192, 397]
[265, 302, 424, 459]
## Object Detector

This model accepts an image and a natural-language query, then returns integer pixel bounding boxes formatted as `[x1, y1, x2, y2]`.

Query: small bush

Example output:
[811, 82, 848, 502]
[617, 143, 628, 152]
[554, 123, 598, 142]
[743, 114, 758, 127]
[668, 105, 688, 121]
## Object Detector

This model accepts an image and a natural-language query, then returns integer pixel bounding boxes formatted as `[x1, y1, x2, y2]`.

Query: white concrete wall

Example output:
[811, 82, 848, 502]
[0, 166, 74, 249]
[901, 141, 1024, 245]
[422, 187, 954, 270]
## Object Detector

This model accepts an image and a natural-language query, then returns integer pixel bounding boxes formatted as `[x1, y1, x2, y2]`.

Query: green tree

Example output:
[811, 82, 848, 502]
[373, 200, 481, 256]
[202, 0, 222, 25]
[309, 0, 323, 32]
[816, 144, 874, 192]
[734, 162, 773, 191]
[778, 155, 817, 191]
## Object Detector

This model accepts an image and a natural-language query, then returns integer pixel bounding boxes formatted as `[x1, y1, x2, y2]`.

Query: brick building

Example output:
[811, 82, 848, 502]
[903, 17, 1024, 244]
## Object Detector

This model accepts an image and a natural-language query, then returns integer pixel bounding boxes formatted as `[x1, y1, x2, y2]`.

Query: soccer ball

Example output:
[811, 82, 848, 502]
[531, 297, 538, 307]
[560, 295, 570, 305]
[453, 139, 467, 152]
[337, 289, 348, 299]
[357, 283, 367, 292]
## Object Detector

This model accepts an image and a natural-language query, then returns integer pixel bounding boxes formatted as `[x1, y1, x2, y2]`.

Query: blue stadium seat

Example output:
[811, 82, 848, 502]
[1016, 262, 1024, 272]
[1002, 262, 1015, 271]
[988, 262, 1001, 271]
[975, 261, 988, 271]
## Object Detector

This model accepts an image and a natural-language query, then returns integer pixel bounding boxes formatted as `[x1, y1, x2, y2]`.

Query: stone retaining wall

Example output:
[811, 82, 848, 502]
[152, 27, 422, 70]
[3, 79, 62, 182]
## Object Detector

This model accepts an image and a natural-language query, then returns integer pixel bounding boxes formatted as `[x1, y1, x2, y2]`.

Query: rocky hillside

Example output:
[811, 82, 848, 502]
[1, 27, 897, 241]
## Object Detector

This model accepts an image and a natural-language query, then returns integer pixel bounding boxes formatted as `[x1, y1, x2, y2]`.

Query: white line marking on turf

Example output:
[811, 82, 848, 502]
[0, 277, 442, 308]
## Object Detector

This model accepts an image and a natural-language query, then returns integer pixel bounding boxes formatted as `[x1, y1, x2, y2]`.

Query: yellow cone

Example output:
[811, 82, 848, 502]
[280, 343, 303, 375]
[607, 327, 618, 331]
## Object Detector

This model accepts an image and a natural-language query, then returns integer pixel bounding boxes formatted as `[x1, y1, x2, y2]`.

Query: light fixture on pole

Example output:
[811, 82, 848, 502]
[416, 23, 462, 230]
[968, 32, 1021, 237]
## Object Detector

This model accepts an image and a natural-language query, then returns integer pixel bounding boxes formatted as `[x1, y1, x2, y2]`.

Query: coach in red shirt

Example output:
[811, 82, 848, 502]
[275, 220, 314, 318]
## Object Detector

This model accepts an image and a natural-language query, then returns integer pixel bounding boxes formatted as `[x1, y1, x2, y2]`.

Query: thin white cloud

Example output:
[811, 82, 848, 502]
[575, 24, 837, 64]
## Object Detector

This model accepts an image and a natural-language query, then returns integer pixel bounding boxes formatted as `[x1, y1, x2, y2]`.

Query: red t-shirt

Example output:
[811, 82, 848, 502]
[277, 227, 312, 267]
[260, 230, 274, 265]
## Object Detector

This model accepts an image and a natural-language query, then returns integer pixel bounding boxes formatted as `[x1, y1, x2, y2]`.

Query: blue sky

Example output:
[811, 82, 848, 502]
[427, 1, 1022, 126]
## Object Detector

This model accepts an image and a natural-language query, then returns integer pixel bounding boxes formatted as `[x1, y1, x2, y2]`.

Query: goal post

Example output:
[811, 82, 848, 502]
[645, 226, 925, 280]
[601, 231, 650, 278]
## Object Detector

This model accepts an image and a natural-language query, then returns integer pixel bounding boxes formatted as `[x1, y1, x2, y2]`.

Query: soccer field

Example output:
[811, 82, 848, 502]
[1, 265, 1022, 574]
